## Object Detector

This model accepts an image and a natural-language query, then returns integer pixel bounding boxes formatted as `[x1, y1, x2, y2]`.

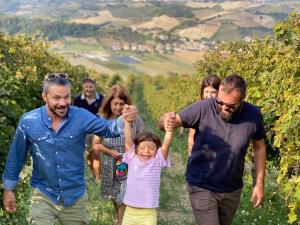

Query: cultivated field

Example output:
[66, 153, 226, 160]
[71, 10, 128, 25]
[197, 11, 232, 22]
[178, 22, 221, 40]
[212, 12, 275, 29]
[131, 15, 180, 32]
[186, 1, 261, 10]
[171, 51, 204, 65]
[65, 54, 115, 75]
[133, 54, 194, 76]
[51, 37, 197, 77]
[191, 8, 222, 20]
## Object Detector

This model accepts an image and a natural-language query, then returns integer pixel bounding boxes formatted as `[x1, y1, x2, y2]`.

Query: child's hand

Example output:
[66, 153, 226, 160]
[165, 123, 173, 132]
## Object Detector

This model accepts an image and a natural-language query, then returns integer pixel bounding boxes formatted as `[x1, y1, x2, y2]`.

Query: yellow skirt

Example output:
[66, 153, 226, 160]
[122, 206, 157, 225]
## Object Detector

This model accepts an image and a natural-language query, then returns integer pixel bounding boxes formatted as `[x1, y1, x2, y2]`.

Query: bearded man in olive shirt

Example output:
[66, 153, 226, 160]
[159, 75, 266, 225]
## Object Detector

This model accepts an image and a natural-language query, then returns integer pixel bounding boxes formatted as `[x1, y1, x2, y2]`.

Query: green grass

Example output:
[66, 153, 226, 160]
[57, 40, 105, 52]
[93, 59, 130, 70]
[232, 163, 288, 225]
[86, 178, 116, 225]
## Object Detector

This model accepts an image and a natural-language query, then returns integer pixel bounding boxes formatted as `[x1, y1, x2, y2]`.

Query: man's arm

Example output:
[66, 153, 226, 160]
[92, 135, 121, 159]
[187, 128, 196, 157]
[158, 112, 183, 131]
[3, 122, 30, 213]
[251, 138, 266, 208]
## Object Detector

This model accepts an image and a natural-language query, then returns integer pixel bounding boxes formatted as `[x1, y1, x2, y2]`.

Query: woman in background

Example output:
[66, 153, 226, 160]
[187, 74, 221, 156]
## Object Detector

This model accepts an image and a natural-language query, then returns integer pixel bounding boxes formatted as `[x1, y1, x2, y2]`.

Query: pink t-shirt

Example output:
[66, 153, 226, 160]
[122, 145, 171, 208]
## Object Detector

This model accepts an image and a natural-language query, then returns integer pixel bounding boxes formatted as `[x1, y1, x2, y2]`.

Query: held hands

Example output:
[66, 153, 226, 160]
[251, 183, 264, 208]
[122, 104, 138, 122]
[3, 190, 17, 213]
[111, 149, 122, 160]
[164, 112, 176, 131]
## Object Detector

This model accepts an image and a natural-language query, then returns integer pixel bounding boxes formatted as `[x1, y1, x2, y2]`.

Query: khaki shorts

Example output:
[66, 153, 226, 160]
[28, 189, 88, 225]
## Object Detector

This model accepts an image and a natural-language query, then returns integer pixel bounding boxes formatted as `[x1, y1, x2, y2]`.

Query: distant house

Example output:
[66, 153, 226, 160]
[122, 43, 130, 51]
[243, 36, 252, 42]
[179, 37, 188, 42]
[165, 43, 172, 51]
[158, 34, 168, 41]
[138, 44, 153, 53]
[111, 42, 122, 51]
[155, 44, 166, 54]
[130, 44, 138, 51]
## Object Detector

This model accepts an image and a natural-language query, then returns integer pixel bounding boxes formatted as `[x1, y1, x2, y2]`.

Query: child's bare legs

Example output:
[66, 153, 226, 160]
[93, 153, 101, 183]
[86, 150, 101, 182]
[113, 201, 126, 225]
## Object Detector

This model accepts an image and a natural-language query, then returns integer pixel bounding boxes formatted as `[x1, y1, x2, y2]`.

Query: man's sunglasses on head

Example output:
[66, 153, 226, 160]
[45, 73, 68, 81]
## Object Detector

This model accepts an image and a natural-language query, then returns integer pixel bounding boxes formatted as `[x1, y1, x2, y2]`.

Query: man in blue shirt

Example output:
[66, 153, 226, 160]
[2, 73, 137, 225]
[74, 78, 104, 183]
[159, 75, 266, 225]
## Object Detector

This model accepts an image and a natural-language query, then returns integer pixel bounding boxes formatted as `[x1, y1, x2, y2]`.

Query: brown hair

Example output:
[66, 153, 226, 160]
[134, 131, 162, 149]
[200, 74, 221, 99]
[100, 85, 132, 119]
[220, 74, 246, 98]
[83, 78, 95, 85]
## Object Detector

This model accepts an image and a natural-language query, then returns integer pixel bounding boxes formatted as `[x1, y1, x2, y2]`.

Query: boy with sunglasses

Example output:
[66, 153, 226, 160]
[159, 74, 266, 225]
[2, 73, 138, 225]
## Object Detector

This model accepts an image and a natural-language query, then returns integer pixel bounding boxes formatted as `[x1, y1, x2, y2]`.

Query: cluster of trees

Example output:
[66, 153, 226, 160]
[109, 3, 194, 20]
[0, 15, 106, 40]
[142, 13, 300, 223]
[0, 14, 146, 44]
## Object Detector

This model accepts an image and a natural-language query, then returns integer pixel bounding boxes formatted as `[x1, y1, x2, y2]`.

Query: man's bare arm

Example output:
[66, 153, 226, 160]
[251, 138, 266, 208]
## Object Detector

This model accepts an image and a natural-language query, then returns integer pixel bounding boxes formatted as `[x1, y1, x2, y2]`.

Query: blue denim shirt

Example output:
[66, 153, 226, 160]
[3, 106, 123, 206]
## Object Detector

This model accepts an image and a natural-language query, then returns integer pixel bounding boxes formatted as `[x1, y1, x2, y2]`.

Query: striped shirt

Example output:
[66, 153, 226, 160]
[122, 145, 171, 208]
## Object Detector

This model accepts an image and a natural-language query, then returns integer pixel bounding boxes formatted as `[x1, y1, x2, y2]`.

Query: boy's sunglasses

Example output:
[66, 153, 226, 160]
[45, 73, 68, 81]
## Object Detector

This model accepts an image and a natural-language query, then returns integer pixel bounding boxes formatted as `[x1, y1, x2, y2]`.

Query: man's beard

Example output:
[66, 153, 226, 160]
[218, 103, 243, 122]
[48, 105, 69, 118]
[220, 110, 234, 122]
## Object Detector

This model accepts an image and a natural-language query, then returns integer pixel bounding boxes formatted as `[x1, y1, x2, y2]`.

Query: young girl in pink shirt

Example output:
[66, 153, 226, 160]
[122, 115, 173, 225]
